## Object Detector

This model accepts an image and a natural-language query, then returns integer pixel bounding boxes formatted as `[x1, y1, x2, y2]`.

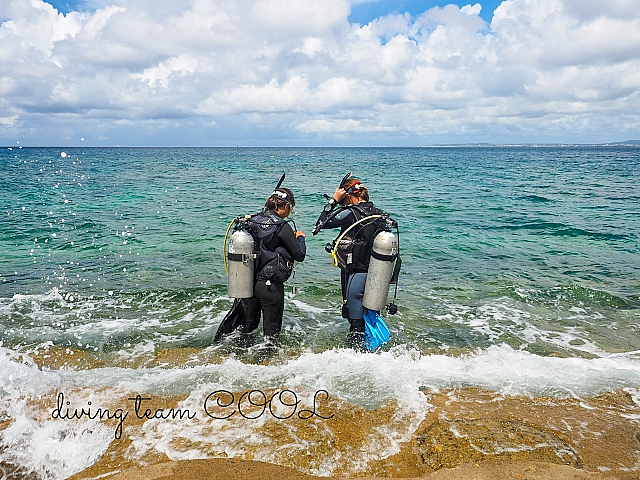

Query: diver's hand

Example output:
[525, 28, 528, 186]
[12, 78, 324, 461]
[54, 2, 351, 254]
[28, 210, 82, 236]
[295, 230, 306, 238]
[333, 187, 347, 203]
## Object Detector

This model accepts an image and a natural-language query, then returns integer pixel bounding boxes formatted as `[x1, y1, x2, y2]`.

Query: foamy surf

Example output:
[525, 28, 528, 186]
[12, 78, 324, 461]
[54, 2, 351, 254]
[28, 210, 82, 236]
[3, 343, 640, 478]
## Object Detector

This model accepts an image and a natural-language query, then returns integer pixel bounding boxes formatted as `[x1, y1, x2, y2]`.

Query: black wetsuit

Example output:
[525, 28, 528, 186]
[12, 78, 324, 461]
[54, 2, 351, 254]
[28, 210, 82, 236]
[241, 212, 306, 338]
[315, 201, 382, 334]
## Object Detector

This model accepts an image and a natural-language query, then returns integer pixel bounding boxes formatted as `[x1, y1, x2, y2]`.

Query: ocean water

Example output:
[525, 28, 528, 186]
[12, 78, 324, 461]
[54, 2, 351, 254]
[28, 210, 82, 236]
[1, 146, 639, 478]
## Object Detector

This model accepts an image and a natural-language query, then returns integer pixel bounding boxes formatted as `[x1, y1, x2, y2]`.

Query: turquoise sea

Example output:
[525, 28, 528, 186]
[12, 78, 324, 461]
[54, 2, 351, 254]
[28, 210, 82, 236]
[1, 146, 639, 478]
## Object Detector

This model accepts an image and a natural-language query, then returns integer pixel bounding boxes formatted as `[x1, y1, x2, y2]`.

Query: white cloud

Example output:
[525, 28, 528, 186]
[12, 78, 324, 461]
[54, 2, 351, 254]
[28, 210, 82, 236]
[251, 0, 350, 36]
[0, 0, 639, 146]
[563, 0, 639, 21]
[132, 54, 202, 90]
[492, 0, 640, 68]
[296, 118, 396, 134]
[0, 115, 19, 128]
[0, 0, 83, 55]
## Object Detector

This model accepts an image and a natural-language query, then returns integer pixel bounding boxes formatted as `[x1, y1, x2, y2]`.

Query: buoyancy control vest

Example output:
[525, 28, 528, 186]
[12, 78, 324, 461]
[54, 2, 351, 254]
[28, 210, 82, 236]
[335, 203, 388, 274]
[243, 210, 295, 283]
[322, 201, 401, 314]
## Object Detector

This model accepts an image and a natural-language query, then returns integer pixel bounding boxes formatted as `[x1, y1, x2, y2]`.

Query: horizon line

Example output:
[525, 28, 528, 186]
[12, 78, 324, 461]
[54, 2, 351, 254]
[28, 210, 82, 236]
[4, 141, 640, 149]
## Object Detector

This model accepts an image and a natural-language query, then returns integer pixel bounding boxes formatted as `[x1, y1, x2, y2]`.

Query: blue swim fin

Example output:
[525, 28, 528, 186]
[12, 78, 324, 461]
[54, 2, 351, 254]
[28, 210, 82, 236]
[363, 308, 390, 351]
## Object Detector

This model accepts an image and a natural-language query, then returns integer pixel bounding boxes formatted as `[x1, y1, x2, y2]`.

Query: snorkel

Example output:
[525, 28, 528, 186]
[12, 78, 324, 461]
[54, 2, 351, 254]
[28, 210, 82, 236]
[312, 172, 353, 235]
[339, 173, 367, 199]
[339, 172, 352, 191]
[312, 172, 368, 235]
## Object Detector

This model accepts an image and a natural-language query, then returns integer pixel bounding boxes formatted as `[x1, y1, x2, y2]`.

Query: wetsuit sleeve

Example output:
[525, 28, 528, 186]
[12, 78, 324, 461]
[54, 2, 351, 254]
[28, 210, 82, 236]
[294, 236, 306, 263]
[315, 208, 356, 231]
[278, 223, 306, 262]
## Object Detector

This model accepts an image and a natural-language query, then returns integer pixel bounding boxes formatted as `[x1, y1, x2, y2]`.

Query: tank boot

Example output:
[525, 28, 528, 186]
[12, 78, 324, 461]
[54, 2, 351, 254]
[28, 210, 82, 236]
[233, 332, 254, 348]
[262, 334, 279, 348]
[346, 331, 366, 350]
[348, 317, 365, 333]
[255, 335, 278, 362]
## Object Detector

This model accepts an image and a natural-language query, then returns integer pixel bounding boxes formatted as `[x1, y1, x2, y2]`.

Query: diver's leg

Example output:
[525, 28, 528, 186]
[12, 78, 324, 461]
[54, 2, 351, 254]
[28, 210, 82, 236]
[255, 280, 285, 338]
[345, 273, 367, 347]
[340, 269, 349, 318]
[240, 295, 261, 333]
[346, 272, 367, 325]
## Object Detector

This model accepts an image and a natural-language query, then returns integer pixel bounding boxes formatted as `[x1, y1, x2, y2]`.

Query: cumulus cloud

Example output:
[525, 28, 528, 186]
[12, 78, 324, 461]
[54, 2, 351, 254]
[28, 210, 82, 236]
[0, 0, 639, 145]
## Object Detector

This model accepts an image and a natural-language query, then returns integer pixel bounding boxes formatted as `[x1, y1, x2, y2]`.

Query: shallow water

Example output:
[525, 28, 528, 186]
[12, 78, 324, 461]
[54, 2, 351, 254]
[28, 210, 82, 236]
[1, 146, 639, 478]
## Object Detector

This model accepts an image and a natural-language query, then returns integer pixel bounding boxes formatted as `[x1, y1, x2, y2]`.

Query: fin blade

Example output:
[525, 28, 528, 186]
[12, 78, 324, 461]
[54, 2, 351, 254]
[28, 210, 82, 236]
[214, 299, 245, 342]
[363, 308, 390, 350]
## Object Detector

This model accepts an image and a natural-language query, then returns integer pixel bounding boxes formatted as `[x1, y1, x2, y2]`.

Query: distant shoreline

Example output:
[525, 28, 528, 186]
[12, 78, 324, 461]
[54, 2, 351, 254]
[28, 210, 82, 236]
[4, 142, 640, 148]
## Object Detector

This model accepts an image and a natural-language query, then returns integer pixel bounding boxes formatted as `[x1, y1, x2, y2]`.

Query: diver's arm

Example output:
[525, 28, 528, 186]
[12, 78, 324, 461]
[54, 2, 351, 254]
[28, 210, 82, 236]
[279, 223, 306, 262]
[293, 236, 306, 262]
[312, 187, 350, 234]
[315, 207, 355, 231]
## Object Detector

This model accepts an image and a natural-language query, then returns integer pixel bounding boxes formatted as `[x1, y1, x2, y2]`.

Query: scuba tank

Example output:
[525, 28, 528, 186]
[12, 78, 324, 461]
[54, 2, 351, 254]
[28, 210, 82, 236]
[227, 229, 256, 299]
[362, 230, 398, 312]
[225, 172, 295, 299]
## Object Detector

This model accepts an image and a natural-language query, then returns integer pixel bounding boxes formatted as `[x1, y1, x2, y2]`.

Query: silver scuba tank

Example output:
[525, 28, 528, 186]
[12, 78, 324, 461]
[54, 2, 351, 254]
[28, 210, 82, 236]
[362, 230, 398, 311]
[227, 229, 256, 298]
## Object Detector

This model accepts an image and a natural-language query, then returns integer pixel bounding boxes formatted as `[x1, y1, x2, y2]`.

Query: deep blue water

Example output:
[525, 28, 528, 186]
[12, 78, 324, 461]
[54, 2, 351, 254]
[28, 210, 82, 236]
[1, 146, 639, 355]
[1, 146, 640, 479]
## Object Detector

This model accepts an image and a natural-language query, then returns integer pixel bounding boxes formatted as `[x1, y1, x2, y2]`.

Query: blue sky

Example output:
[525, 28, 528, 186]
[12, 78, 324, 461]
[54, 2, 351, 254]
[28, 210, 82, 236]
[46, 0, 504, 24]
[1, 0, 639, 146]
[349, 0, 503, 24]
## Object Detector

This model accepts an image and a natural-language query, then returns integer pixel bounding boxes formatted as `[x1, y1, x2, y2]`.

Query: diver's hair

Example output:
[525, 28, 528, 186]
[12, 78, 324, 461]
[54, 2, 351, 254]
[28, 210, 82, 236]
[342, 178, 369, 202]
[265, 187, 295, 211]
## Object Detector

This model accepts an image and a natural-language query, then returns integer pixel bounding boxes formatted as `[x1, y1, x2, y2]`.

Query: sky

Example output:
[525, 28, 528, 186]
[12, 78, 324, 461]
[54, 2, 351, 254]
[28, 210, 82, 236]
[1, 0, 639, 147]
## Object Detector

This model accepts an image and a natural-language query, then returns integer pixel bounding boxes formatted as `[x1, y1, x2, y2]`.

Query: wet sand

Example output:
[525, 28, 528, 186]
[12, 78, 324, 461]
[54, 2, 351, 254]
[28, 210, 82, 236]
[69, 458, 634, 480]
[7, 346, 640, 480]
[60, 383, 640, 480]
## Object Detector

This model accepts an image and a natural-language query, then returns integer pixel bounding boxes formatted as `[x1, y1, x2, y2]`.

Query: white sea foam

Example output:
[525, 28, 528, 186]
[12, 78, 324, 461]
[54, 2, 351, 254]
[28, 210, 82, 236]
[0, 405, 113, 480]
[0, 346, 62, 397]
[6, 288, 65, 305]
[290, 298, 328, 315]
[2, 342, 640, 478]
[439, 297, 626, 358]
[0, 347, 112, 479]
[22, 344, 634, 418]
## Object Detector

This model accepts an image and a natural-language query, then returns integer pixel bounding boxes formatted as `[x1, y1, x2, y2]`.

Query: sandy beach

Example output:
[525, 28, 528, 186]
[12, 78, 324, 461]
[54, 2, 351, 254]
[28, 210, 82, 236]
[41, 382, 640, 480]
[55, 378, 640, 480]
[3, 347, 638, 480]
[69, 458, 635, 480]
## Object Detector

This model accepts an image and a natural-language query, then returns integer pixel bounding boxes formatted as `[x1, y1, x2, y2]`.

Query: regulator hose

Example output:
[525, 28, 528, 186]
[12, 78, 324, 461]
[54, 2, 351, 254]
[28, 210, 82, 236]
[223, 218, 236, 276]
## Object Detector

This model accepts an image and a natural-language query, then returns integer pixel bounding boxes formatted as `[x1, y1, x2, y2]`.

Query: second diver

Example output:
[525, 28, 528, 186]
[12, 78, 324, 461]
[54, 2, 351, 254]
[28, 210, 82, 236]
[313, 174, 400, 347]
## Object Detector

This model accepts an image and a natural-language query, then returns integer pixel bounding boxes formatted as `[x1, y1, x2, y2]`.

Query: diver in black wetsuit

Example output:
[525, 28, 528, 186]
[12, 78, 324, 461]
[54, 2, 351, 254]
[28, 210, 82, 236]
[240, 188, 306, 340]
[313, 176, 385, 345]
